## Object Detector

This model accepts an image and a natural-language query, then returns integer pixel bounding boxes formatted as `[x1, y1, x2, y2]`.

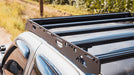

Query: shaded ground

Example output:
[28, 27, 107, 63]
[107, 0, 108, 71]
[0, 28, 11, 45]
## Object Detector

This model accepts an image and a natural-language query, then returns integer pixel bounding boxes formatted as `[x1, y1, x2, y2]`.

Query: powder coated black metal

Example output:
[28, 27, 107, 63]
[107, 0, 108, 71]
[72, 32, 134, 48]
[32, 12, 131, 25]
[55, 23, 134, 36]
[42, 17, 134, 29]
[25, 12, 134, 75]
[96, 47, 134, 64]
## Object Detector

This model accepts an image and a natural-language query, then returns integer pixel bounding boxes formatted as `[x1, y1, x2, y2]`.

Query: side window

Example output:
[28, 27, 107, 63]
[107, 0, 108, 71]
[3, 40, 30, 75]
[3, 60, 23, 75]
[30, 55, 59, 75]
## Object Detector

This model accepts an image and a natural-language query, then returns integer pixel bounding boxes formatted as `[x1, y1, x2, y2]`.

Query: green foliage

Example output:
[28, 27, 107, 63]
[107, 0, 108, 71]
[85, 0, 134, 14]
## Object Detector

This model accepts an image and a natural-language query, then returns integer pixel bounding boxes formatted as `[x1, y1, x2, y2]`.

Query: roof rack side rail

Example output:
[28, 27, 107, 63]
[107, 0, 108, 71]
[26, 20, 100, 74]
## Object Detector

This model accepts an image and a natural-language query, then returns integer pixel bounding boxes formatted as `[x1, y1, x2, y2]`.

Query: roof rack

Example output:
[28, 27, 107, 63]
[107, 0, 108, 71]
[25, 12, 134, 74]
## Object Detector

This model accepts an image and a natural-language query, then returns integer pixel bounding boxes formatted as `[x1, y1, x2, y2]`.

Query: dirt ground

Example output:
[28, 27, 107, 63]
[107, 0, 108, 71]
[19, 0, 72, 16]
[0, 28, 11, 45]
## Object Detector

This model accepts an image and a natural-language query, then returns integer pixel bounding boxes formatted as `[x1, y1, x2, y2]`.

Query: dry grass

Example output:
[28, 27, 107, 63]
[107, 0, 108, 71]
[0, 0, 52, 40]
[0, 1, 24, 40]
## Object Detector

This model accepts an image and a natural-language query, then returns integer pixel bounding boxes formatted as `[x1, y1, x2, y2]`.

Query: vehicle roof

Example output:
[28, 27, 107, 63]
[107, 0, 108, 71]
[17, 31, 85, 75]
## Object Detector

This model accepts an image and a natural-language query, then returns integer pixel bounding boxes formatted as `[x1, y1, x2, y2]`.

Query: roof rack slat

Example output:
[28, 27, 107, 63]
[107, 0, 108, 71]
[55, 23, 134, 36]
[96, 47, 134, 64]
[32, 12, 131, 24]
[72, 32, 134, 48]
[43, 17, 134, 29]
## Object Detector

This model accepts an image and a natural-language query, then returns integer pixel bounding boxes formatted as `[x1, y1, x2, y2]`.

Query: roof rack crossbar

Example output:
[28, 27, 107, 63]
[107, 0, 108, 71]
[43, 17, 134, 29]
[32, 12, 131, 25]
[72, 32, 134, 48]
[96, 47, 134, 64]
[55, 23, 134, 36]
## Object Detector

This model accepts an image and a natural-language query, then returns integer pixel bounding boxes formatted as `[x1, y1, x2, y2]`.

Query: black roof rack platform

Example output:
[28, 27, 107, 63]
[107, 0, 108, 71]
[25, 12, 134, 74]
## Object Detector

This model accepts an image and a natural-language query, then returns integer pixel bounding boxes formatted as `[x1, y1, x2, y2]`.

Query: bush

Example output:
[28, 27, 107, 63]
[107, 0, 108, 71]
[85, 0, 134, 14]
